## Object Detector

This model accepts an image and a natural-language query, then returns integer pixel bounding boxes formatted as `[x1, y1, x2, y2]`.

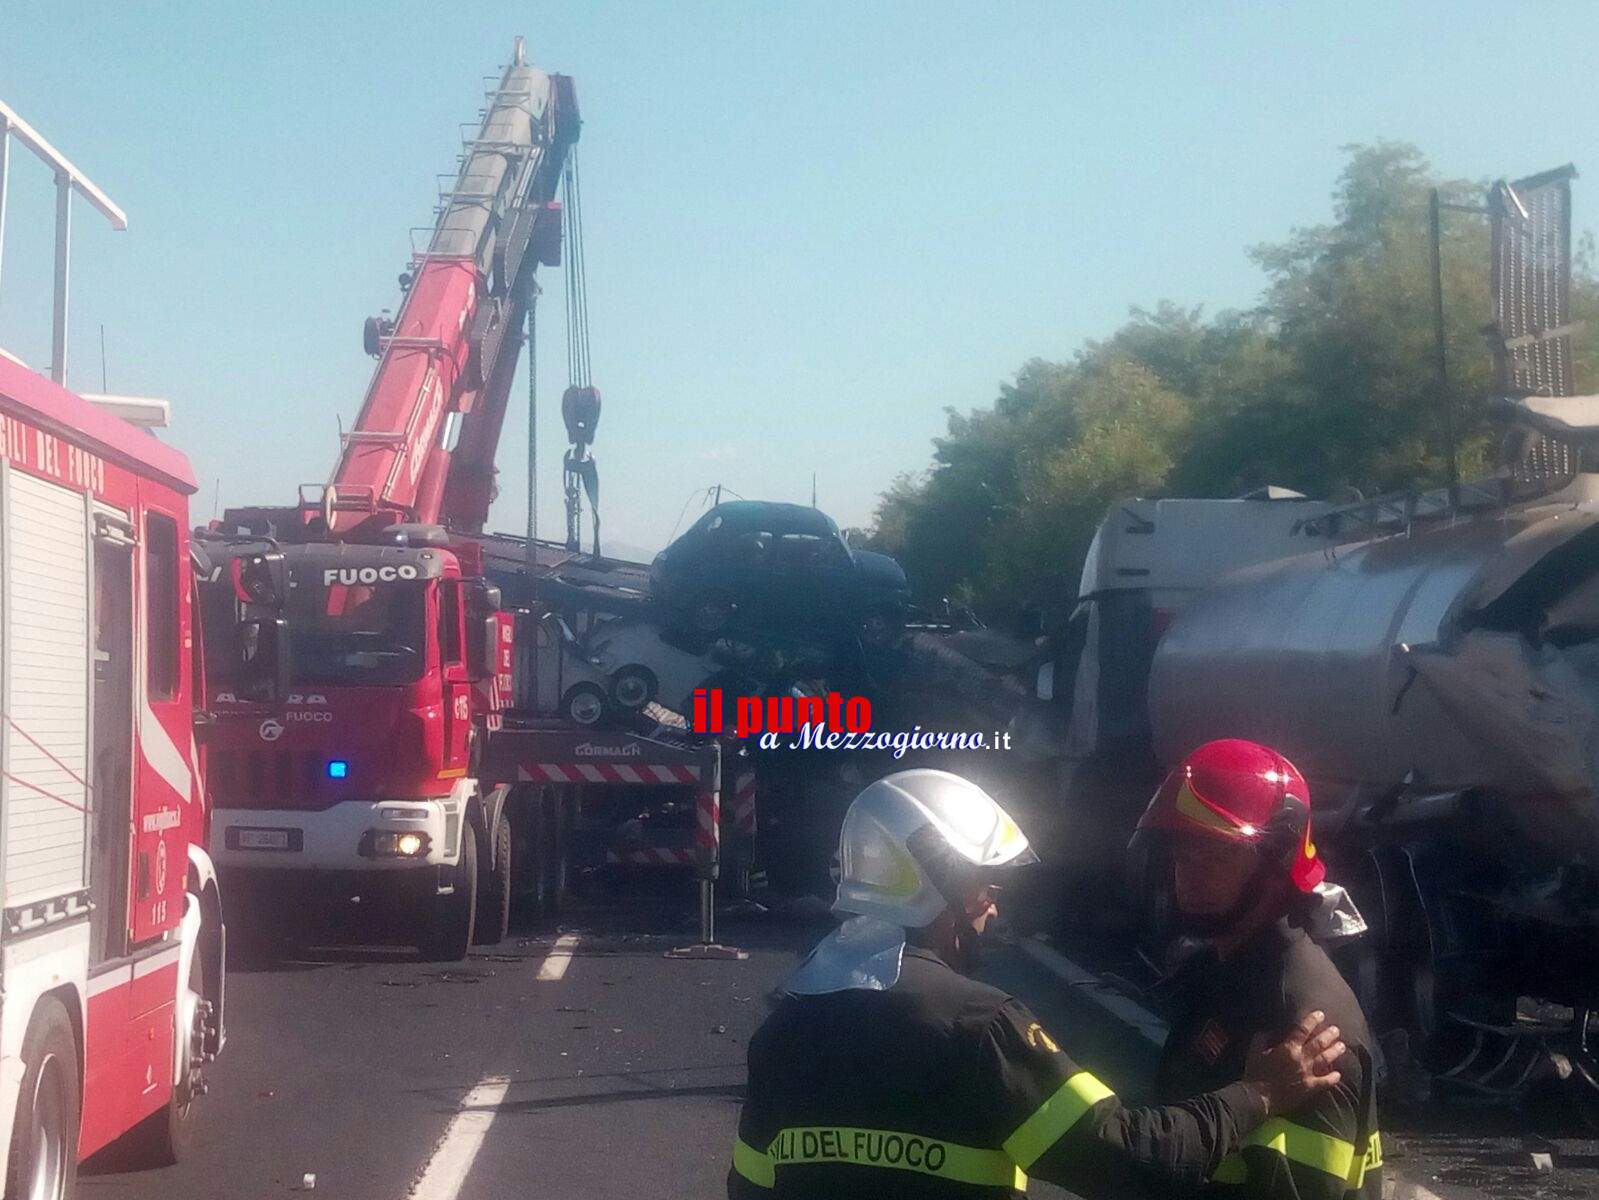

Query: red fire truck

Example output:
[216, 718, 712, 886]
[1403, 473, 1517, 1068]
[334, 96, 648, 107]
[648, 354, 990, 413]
[199, 41, 576, 959]
[200, 41, 768, 959]
[0, 100, 270, 1194]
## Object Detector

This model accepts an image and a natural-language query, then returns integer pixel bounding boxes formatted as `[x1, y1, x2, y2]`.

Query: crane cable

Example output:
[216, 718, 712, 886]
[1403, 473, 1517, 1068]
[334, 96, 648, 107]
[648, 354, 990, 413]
[563, 152, 592, 391]
[561, 150, 599, 553]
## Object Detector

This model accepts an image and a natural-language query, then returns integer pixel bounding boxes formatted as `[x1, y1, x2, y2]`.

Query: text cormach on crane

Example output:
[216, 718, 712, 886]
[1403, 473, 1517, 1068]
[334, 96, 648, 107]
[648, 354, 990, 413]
[199, 41, 578, 960]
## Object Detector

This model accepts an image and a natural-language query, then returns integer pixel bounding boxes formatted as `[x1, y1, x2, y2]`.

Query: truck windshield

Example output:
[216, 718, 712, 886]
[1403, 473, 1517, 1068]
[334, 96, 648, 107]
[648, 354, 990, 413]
[287, 578, 428, 686]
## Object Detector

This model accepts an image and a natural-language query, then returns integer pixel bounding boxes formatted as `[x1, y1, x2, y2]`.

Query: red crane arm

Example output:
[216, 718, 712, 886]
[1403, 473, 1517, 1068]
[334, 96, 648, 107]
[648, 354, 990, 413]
[320, 45, 577, 536]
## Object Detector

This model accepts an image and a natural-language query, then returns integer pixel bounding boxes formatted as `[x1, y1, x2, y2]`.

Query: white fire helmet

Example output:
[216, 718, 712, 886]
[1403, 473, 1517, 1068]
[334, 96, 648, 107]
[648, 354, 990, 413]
[832, 769, 1038, 929]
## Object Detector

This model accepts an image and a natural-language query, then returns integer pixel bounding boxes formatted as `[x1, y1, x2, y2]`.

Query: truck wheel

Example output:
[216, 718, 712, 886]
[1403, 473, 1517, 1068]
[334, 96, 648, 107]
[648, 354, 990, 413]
[419, 830, 478, 962]
[7, 996, 79, 1200]
[609, 666, 658, 712]
[561, 683, 607, 727]
[474, 817, 512, 946]
[119, 947, 206, 1167]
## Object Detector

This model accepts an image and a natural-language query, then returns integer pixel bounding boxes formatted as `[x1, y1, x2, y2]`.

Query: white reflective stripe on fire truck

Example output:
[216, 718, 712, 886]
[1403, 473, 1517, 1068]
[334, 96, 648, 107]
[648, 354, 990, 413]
[124, 501, 191, 812]
[86, 965, 131, 998]
[138, 692, 192, 807]
[133, 943, 181, 979]
[86, 943, 182, 997]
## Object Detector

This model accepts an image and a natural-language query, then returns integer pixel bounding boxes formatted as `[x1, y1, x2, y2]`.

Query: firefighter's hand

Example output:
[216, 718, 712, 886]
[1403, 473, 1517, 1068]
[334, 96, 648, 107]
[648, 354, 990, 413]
[1242, 1011, 1345, 1115]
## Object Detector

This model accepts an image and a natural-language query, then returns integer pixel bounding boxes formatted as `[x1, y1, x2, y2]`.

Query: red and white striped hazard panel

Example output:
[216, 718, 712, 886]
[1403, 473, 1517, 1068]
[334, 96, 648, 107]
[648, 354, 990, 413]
[517, 763, 700, 784]
[729, 770, 757, 835]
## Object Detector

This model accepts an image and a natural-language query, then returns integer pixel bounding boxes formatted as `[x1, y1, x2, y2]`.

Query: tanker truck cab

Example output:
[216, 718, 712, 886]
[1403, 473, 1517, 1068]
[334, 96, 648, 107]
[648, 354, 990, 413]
[208, 539, 502, 959]
[1051, 492, 1334, 758]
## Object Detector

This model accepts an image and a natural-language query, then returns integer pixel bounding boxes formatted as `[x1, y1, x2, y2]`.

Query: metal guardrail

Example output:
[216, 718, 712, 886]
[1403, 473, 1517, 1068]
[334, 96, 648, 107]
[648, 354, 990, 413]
[0, 99, 128, 386]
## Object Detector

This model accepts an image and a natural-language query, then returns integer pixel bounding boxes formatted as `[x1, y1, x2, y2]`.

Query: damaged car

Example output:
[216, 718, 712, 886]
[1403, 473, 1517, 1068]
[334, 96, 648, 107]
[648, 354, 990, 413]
[649, 501, 908, 647]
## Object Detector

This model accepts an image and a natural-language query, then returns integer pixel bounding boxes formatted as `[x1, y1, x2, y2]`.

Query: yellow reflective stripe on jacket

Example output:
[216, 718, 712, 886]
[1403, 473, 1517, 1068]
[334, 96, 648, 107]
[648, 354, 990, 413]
[765, 1126, 1026, 1188]
[1002, 1070, 1116, 1169]
[1209, 1118, 1359, 1184]
[733, 1138, 775, 1189]
[1348, 1130, 1383, 1188]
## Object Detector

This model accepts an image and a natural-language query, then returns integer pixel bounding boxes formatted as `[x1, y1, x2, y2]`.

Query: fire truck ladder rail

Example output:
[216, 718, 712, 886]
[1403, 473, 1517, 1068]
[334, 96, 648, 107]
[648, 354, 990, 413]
[464, 138, 543, 154]
[371, 335, 445, 354]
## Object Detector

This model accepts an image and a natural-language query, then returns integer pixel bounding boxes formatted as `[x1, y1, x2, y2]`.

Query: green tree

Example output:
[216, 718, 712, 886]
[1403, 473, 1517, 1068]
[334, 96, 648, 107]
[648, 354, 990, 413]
[873, 142, 1599, 622]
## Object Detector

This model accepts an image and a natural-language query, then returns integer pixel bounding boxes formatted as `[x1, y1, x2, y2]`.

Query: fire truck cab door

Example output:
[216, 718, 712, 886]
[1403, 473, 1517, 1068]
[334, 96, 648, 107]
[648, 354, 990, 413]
[438, 579, 471, 774]
[89, 516, 134, 965]
[129, 505, 189, 947]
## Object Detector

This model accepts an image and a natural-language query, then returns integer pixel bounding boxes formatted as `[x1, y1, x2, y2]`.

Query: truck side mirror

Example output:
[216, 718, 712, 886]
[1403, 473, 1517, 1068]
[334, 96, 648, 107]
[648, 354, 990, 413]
[233, 551, 287, 608]
[465, 580, 502, 619]
[465, 583, 503, 681]
[468, 614, 499, 681]
[239, 617, 290, 704]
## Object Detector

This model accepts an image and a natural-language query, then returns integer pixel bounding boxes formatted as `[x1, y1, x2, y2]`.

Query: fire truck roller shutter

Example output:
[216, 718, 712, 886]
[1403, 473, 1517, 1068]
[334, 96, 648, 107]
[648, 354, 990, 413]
[3, 464, 92, 909]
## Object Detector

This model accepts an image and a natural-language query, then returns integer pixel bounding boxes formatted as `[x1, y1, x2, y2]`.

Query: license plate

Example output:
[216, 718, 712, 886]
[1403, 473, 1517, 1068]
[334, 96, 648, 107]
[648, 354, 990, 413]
[238, 828, 293, 850]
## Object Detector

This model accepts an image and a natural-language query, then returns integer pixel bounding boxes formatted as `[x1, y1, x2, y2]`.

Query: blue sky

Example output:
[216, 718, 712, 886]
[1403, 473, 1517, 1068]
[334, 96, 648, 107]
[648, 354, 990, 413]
[3, 2, 1597, 557]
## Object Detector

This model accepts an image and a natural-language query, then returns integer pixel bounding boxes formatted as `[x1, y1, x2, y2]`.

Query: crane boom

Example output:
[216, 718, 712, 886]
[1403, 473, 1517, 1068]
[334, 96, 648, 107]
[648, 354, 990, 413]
[318, 42, 577, 537]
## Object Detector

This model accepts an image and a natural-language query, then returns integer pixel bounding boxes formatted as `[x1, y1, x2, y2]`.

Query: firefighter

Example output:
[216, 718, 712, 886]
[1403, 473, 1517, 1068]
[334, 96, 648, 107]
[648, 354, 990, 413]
[728, 768, 1349, 1199]
[1130, 739, 1382, 1200]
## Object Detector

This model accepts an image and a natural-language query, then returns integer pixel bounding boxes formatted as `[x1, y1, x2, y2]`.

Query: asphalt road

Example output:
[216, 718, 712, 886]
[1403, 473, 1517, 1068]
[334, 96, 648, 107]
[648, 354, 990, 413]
[80, 885, 1599, 1200]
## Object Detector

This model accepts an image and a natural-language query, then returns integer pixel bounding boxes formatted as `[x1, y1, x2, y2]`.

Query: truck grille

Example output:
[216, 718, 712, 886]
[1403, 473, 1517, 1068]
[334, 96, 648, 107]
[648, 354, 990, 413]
[212, 750, 344, 812]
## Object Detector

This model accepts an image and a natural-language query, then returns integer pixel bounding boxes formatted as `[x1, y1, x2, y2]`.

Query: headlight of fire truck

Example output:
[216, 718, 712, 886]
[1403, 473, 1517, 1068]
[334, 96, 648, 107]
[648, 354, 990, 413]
[360, 830, 431, 858]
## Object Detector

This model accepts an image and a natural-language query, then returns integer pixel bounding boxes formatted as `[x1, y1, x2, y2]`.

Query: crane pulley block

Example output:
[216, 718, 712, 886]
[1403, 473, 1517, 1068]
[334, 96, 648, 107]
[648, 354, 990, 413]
[561, 384, 601, 445]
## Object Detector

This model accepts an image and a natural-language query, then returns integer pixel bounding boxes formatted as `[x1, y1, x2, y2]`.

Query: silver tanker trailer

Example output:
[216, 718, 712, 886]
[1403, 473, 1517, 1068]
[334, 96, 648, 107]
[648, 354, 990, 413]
[1052, 394, 1599, 1100]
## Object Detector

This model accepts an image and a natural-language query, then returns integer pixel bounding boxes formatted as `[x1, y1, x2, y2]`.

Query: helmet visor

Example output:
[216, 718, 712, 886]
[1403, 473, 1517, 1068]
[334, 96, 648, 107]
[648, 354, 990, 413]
[1138, 773, 1263, 841]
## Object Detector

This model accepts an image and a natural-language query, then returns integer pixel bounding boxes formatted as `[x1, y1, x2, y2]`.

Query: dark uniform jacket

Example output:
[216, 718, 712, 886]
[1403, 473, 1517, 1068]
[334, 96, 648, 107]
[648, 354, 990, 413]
[1152, 921, 1382, 1200]
[729, 945, 1270, 1198]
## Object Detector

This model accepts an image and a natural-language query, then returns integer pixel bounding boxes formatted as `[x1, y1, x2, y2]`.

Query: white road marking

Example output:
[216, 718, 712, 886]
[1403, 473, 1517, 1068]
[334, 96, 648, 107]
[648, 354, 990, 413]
[409, 1076, 510, 1200]
[536, 933, 580, 981]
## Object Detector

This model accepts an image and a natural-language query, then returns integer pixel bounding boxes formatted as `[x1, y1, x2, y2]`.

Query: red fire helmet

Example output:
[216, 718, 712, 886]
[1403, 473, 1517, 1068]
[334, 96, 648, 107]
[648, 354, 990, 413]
[1136, 738, 1326, 893]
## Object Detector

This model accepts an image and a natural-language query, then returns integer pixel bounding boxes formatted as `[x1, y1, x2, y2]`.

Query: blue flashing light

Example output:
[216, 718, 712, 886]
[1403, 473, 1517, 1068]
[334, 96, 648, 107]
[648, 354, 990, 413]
[327, 760, 350, 780]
